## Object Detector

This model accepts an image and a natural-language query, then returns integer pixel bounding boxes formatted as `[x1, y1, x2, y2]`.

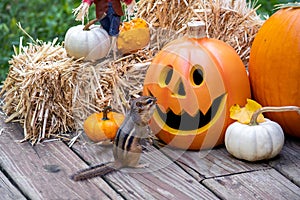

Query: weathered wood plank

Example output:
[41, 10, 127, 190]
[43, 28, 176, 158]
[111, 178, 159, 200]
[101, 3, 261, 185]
[202, 168, 300, 200]
[269, 138, 300, 187]
[0, 170, 26, 200]
[72, 142, 219, 200]
[0, 114, 121, 200]
[159, 145, 270, 179]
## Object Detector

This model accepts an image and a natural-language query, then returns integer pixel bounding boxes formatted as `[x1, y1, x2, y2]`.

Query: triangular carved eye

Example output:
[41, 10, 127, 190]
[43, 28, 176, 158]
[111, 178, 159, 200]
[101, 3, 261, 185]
[191, 65, 204, 86]
[165, 67, 173, 85]
[159, 65, 173, 87]
[159, 65, 186, 97]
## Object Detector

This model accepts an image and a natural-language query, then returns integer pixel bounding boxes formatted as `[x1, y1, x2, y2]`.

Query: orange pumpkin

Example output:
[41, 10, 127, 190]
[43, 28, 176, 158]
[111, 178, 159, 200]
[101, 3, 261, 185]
[83, 107, 125, 142]
[248, 6, 300, 137]
[143, 30, 251, 150]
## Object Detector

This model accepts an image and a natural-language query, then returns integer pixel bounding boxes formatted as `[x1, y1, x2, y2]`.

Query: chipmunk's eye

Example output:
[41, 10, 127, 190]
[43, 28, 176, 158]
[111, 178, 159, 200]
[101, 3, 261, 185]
[146, 99, 153, 104]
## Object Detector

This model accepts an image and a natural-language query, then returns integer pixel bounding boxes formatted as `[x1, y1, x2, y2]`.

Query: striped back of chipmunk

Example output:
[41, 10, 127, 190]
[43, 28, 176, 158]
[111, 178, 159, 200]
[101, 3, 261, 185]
[113, 115, 136, 159]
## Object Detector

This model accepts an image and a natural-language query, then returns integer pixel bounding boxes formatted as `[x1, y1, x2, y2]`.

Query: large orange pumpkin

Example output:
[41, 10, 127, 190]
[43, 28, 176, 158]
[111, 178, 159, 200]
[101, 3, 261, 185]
[248, 6, 300, 137]
[143, 28, 251, 150]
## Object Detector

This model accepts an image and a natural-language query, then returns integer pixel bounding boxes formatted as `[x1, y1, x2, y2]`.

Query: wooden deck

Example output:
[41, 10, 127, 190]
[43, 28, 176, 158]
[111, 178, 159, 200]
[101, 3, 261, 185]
[1, 111, 300, 200]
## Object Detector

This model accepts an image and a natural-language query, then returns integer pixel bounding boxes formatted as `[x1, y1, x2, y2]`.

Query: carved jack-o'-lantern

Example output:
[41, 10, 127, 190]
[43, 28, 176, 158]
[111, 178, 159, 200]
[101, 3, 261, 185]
[143, 22, 251, 150]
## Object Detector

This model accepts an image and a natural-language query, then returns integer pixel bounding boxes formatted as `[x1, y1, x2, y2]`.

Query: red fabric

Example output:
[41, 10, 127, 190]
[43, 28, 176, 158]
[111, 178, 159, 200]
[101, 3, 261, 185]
[83, 0, 93, 6]
[123, 0, 133, 5]
[83, 0, 132, 5]
[83, 0, 124, 18]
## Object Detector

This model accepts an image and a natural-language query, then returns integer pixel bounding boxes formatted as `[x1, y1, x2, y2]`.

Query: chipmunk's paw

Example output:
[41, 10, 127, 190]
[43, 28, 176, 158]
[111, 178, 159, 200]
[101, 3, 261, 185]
[136, 163, 149, 168]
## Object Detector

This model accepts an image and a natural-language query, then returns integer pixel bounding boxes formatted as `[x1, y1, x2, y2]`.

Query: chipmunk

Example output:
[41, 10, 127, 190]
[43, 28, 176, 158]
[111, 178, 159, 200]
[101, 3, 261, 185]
[71, 96, 157, 181]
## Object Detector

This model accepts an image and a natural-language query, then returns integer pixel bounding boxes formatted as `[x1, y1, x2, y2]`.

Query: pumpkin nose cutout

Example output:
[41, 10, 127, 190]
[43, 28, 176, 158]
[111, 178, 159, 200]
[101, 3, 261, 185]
[172, 78, 186, 97]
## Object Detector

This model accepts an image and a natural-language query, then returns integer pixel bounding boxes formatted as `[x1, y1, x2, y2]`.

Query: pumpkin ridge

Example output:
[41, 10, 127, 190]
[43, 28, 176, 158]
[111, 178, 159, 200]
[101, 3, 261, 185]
[263, 127, 274, 159]
[88, 28, 109, 59]
[252, 129, 261, 160]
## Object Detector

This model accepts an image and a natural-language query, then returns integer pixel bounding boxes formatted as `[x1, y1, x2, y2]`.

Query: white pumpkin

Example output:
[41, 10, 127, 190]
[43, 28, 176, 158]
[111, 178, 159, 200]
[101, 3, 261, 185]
[64, 24, 110, 61]
[225, 119, 284, 162]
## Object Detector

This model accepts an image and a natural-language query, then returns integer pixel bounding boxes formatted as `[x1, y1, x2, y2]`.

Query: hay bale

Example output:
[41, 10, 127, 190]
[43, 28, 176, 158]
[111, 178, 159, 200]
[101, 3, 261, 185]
[72, 27, 181, 130]
[1, 38, 81, 144]
[136, 0, 263, 65]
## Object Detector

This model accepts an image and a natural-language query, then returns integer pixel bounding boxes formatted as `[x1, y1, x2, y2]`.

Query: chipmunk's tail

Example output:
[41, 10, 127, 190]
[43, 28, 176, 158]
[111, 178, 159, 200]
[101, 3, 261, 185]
[71, 162, 119, 181]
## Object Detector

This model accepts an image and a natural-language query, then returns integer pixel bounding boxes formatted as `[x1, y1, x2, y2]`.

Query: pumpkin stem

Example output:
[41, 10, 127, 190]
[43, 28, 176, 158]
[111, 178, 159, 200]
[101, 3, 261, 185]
[83, 18, 99, 31]
[83, 13, 107, 31]
[250, 106, 300, 125]
[102, 106, 112, 120]
[187, 21, 206, 39]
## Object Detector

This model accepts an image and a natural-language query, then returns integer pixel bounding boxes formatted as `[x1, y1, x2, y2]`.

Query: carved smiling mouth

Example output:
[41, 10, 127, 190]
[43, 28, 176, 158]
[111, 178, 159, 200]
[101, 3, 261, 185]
[156, 94, 225, 131]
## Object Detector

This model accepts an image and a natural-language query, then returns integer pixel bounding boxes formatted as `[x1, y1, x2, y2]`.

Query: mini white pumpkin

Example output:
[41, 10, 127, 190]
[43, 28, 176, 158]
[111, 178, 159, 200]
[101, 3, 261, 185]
[64, 22, 110, 61]
[225, 119, 284, 161]
[225, 105, 300, 162]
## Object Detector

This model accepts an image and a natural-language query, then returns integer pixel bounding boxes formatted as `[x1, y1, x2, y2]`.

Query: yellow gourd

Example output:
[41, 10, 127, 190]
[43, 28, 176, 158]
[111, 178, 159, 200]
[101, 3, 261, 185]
[117, 18, 150, 54]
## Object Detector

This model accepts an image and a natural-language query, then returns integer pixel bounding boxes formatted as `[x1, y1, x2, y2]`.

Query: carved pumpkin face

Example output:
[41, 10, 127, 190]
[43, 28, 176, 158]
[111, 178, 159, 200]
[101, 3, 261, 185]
[143, 37, 251, 150]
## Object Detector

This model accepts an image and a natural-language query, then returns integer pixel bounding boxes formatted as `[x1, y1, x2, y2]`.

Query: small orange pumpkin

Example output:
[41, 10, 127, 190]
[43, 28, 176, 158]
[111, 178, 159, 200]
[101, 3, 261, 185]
[143, 22, 251, 150]
[248, 5, 300, 137]
[83, 106, 125, 142]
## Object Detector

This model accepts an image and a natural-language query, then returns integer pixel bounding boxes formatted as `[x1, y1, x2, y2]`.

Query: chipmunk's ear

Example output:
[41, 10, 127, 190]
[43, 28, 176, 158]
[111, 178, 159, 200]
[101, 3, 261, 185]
[129, 98, 142, 108]
[129, 97, 137, 108]
[135, 101, 143, 108]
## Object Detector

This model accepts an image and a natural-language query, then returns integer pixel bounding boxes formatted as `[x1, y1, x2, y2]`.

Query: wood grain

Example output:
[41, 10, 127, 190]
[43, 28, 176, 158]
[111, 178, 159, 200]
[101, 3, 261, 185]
[72, 142, 219, 200]
[159, 145, 270, 179]
[203, 168, 300, 200]
[0, 170, 26, 200]
[1, 111, 300, 199]
[269, 138, 300, 187]
[0, 113, 121, 200]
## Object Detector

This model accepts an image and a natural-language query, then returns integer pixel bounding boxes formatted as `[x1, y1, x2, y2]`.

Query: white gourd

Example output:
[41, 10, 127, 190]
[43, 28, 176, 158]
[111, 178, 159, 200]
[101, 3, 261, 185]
[225, 106, 300, 162]
[64, 25, 110, 61]
[225, 119, 284, 161]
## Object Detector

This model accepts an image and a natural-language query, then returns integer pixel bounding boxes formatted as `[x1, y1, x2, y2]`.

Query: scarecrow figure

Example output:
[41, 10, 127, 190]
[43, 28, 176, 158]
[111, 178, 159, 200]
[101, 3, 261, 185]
[73, 0, 136, 58]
